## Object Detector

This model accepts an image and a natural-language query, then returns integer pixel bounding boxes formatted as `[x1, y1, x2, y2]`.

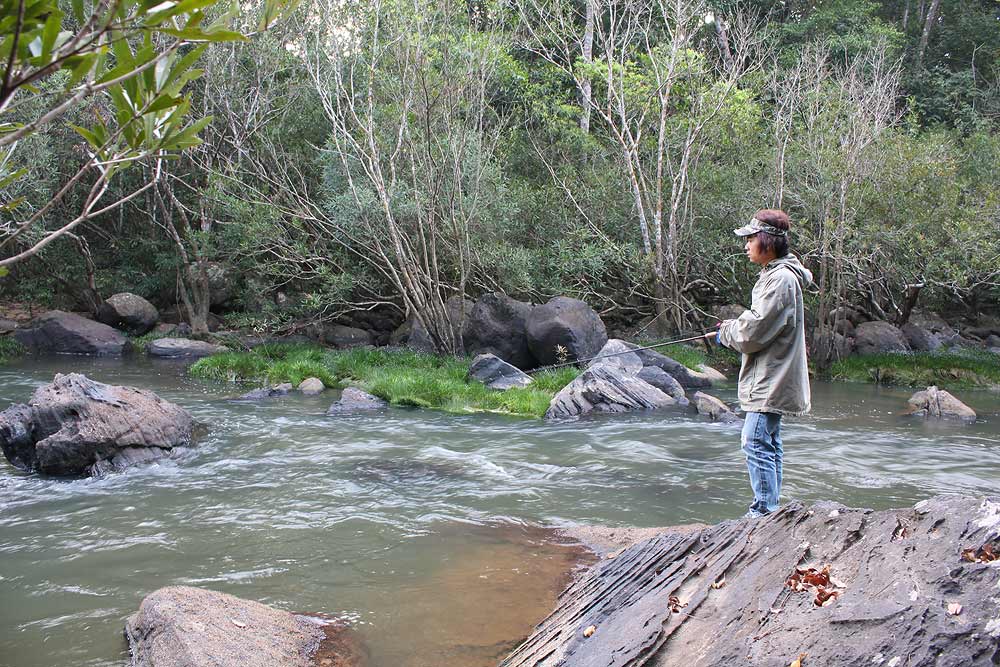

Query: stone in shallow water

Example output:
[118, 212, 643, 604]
[327, 387, 388, 414]
[691, 391, 740, 423]
[906, 385, 977, 423]
[298, 377, 326, 395]
[545, 364, 674, 419]
[147, 337, 227, 359]
[587, 339, 642, 375]
[14, 310, 130, 356]
[235, 383, 294, 401]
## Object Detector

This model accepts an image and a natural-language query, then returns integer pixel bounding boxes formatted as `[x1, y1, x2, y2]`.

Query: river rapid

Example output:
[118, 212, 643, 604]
[1, 356, 998, 667]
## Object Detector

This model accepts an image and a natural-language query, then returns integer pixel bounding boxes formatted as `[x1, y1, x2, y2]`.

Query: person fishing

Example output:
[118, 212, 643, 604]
[706, 209, 813, 518]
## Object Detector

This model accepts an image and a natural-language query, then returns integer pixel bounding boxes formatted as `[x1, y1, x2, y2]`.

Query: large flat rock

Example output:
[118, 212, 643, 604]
[14, 310, 130, 356]
[502, 495, 1000, 667]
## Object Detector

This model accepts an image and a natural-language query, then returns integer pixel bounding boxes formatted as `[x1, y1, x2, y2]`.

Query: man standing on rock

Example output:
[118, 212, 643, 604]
[707, 209, 813, 518]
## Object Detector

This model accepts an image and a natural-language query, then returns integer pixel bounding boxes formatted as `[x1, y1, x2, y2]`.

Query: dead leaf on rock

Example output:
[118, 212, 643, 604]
[668, 595, 687, 613]
[961, 542, 999, 563]
[231, 619, 247, 629]
[789, 652, 806, 667]
[711, 576, 726, 590]
[947, 603, 963, 616]
[583, 625, 596, 638]
[786, 564, 843, 607]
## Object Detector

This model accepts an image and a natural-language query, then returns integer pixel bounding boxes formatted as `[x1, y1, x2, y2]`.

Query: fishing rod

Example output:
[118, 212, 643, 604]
[527, 326, 720, 375]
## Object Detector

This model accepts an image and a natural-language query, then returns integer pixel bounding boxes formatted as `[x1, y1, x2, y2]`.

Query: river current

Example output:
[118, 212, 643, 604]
[1, 356, 998, 667]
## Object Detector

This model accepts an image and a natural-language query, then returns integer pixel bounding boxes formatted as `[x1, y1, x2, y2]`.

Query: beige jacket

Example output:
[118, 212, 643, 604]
[718, 254, 812, 416]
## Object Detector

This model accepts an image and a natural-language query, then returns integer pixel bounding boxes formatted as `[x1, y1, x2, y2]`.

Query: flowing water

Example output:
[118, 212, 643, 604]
[1, 356, 998, 667]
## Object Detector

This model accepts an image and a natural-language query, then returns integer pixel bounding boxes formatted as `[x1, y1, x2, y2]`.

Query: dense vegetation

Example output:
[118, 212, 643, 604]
[3, 0, 998, 357]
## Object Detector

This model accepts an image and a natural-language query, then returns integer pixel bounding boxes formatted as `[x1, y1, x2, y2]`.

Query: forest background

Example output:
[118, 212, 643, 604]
[2, 0, 998, 363]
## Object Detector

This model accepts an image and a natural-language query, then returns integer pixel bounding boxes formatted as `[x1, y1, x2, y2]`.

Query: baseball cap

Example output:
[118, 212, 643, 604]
[733, 217, 788, 237]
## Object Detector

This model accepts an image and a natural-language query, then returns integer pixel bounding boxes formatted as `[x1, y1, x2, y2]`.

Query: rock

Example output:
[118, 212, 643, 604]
[146, 338, 227, 359]
[900, 321, 942, 352]
[158, 306, 224, 332]
[467, 353, 534, 390]
[826, 305, 868, 326]
[690, 364, 726, 386]
[236, 383, 293, 401]
[502, 495, 1000, 667]
[527, 297, 608, 367]
[832, 318, 855, 336]
[197, 261, 234, 308]
[327, 387, 388, 414]
[636, 367, 687, 403]
[125, 586, 367, 667]
[96, 293, 159, 335]
[545, 364, 675, 419]
[0, 373, 193, 476]
[314, 324, 374, 348]
[398, 296, 473, 353]
[907, 386, 977, 424]
[14, 310, 131, 356]
[714, 304, 746, 322]
[0, 318, 18, 334]
[623, 343, 710, 389]
[298, 378, 326, 395]
[985, 334, 1000, 348]
[810, 330, 854, 365]
[587, 339, 642, 375]
[464, 293, 536, 370]
[853, 320, 909, 356]
[691, 391, 740, 423]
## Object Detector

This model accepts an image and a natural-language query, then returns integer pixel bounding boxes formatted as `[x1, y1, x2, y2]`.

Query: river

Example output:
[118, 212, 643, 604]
[1, 356, 998, 667]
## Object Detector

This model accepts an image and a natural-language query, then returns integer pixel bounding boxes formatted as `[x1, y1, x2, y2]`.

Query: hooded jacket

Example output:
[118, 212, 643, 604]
[718, 254, 813, 416]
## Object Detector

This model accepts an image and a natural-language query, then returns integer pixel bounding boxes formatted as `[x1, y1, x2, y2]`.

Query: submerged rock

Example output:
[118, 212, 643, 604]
[147, 337, 228, 359]
[125, 586, 368, 667]
[502, 495, 1000, 667]
[545, 364, 674, 419]
[0, 373, 192, 476]
[327, 388, 388, 414]
[14, 310, 131, 356]
[467, 353, 534, 390]
[907, 385, 977, 423]
[691, 391, 740, 423]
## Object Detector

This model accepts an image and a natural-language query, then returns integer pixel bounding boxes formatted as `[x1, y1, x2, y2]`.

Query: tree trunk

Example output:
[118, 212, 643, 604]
[896, 283, 923, 326]
[579, 0, 594, 134]
[916, 0, 941, 68]
[714, 11, 734, 70]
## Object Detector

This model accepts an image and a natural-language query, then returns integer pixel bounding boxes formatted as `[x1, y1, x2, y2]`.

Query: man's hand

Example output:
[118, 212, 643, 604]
[704, 321, 724, 341]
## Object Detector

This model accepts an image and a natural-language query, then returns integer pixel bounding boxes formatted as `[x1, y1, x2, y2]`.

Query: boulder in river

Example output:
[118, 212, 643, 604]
[691, 391, 740, 423]
[96, 293, 159, 335]
[0, 373, 193, 476]
[623, 343, 710, 389]
[464, 292, 537, 370]
[587, 339, 642, 375]
[236, 383, 294, 401]
[298, 377, 326, 395]
[14, 310, 131, 356]
[125, 586, 368, 667]
[146, 337, 228, 359]
[636, 367, 686, 403]
[527, 297, 608, 367]
[467, 353, 534, 390]
[906, 385, 977, 424]
[545, 364, 674, 419]
[327, 387, 388, 414]
[501, 494, 1000, 667]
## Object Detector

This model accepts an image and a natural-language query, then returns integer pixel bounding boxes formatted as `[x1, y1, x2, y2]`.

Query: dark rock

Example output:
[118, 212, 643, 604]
[502, 495, 1000, 667]
[0, 318, 18, 334]
[545, 364, 674, 419]
[96, 293, 159, 335]
[636, 367, 686, 402]
[854, 320, 909, 356]
[623, 343, 710, 389]
[587, 339, 642, 375]
[236, 383, 293, 401]
[986, 334, 1000, 349]
[327, 388, 388, 414]
[900, 322, 941, 352]
[832, 318, 855, 336]
[0, 373, 193, 476]
[146, 338, 227, 359]
[809, 331, 854, 365]
[314, 324, 374, 348]
[125, 586, 368, 667]
[467, 353, 533, 390]
[827, 305, 868, 326]
[907, 386, 977, 424]
[691, 391, 740, 423]
[14, 310, 131, 356]
[527, 297, 608, 367]
[464, 293, 536, 370]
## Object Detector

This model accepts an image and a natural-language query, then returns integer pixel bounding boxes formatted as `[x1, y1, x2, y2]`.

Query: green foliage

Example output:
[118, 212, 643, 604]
[189, 344, 580, 418]
[0, 335, 24, 363]
[830, 350, 1000, 388]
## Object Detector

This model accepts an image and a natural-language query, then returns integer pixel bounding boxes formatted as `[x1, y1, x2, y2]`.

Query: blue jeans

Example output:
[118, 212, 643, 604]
[741, 411, 783, 516]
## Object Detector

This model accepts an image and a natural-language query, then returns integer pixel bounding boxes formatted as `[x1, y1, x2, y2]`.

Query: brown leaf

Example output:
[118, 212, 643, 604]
[711, 576, 726, 590]
[789, 652, 806, 667]
[668, 595, 687, 613]
[947, 603, 962, 616]
[583, 625, 596, 638]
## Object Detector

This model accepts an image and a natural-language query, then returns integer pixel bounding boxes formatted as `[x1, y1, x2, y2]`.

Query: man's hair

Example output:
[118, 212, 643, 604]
[753, 209, 790, 258]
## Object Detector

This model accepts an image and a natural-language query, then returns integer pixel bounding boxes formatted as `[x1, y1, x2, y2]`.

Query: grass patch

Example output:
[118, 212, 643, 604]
[188, 344, 582, 418]
[829, 349, 1000, 388]
[0, 336, 25, 363]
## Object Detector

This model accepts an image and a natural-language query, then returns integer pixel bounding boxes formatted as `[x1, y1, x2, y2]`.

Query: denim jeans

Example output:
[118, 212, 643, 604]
[741, 411, 783, 516]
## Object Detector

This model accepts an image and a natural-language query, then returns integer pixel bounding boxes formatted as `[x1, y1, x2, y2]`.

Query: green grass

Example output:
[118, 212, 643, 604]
[189, 344, 582, 418]
[637, 339, 740, 374]
[0, 336, 25, 363]
[829, 349, 1000, 388]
